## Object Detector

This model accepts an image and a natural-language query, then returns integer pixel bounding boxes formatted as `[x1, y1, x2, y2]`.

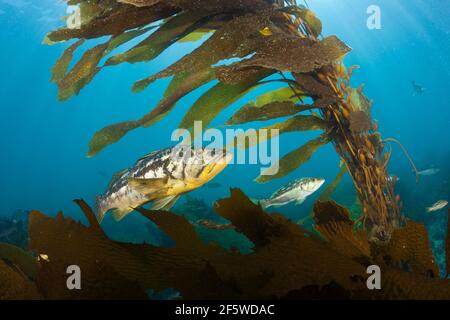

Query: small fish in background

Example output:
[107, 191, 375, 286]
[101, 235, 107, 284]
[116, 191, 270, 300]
[205, 182, 222, 189]
[417, 168, 440, 176]
[258, 177, 325, 209]
[95, 146, 232, 223]
[196, 219, 235, 230]
[426, 200, 448, 213]
[387, 175, 400, 182]
[412, 80, 425, 95]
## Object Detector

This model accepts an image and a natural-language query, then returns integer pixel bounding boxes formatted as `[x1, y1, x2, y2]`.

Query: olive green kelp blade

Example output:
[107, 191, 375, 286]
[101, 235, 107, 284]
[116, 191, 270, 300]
[227, 98, 334, 125]
[105, 11, 208, 66]
[52, 26, 155, 101]
[133, 13, 275, 91]
[234, 115, 328, 150]
[87, 67, 215, 157]
[56, 42, 108, 101]
[179, 69, 274, 131]
[256, 136, 329, 183]
[46, 2, 178, 42]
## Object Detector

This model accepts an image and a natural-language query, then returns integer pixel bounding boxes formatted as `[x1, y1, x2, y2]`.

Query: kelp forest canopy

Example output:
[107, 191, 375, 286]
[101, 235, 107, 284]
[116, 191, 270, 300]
[47, 0, 402, 240]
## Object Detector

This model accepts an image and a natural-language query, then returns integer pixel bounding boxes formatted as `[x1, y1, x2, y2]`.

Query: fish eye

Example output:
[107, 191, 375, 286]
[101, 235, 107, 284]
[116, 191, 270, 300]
[211, 149, 216, 156]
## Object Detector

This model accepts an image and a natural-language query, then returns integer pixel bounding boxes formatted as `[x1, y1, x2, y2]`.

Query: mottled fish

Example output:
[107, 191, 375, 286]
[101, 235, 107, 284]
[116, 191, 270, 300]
[259, 177, 325, 209]
[426, 200, 448, 213]
[96, 146, 232, 223]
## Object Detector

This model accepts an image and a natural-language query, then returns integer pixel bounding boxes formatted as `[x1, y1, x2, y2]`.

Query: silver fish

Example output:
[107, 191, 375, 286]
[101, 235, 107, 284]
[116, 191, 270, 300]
[259, 177, 325, 209]
[417, 168, 440, 176]
[96, 146, 232, 222]
[426, 200, 448, 213]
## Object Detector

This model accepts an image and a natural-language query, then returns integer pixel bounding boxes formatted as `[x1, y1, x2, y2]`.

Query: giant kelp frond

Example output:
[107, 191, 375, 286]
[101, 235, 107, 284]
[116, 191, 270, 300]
[49, 1, 348, 162]
[49, 0, 402, 237]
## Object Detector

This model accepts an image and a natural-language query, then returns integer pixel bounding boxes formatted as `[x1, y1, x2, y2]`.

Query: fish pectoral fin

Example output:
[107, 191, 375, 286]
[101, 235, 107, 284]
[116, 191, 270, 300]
[112, 208, 133, 222]
[128, 177, 168, 195]
[151, 195, 180, 211]
[295, 198, 305, 205]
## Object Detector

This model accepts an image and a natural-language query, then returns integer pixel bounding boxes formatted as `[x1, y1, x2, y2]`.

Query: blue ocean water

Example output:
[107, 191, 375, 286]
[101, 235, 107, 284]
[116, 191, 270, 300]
[0, 1, 448, 254]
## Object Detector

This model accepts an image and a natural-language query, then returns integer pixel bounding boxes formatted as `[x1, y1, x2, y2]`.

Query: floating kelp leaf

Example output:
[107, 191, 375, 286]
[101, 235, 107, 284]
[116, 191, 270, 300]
[141, 67, 216, 127]
[179, 69, 273, 131]
[134, 12, 274, 89]
[256, 137, 328, 183]
[317, 165, 347, 202]
[235, 115, 327, 150]
[313, 200, 370, 258]
[178, 28, 213, 43]
[57, 43, 109, 101]
[51, 39, 85, 84]
[88, 68, 215, 157]
[294, 72, 336, 99]
[88, 121, 140, 158]
[105, 11, 208, 66]
[0, 243, 39, 280]
[215, 66, 271, 85]
[227, 101, 298, 125]
[214, 188, 285, 248]
[46, 3, 178, 42]
[227, 97, 333, 125]
[105, 25, 157, 54]
[349, 110, 372, 134]
[220, 35, 351, 76]
[249, 87, 301, 107]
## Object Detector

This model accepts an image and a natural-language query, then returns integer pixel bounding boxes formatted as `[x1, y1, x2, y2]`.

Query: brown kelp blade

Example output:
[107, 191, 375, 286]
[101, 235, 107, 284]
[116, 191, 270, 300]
[105, 11, 209, 66]
[46, 2, 178, 42]
[219, 35, 351, 76]
[179, 69, 274, 132]
[233, 114, 328, 150]
[256, 136, 329, 183]
[87, 67, 215, 157]
[133, 12, 275, 90]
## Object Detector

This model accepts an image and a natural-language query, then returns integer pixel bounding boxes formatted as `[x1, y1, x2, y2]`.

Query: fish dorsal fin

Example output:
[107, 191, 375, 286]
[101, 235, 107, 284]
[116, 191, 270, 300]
[108, 169, 128, 189]
[136, 150, 160, 162]
[151, 195, 180, 211]
[128, 177, 169, 195]
[136, 147, 173, 163]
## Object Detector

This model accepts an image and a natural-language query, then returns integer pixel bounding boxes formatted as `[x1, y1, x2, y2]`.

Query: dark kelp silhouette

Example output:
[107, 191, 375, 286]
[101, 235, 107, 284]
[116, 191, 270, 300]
[46, 0, 406, 240]
[0, 191, 449, 299]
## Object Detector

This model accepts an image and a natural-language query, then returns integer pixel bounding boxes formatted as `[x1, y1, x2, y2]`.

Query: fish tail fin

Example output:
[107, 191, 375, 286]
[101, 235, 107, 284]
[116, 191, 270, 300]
[259, 199, 271, 210]
[95, 196, 108, 224]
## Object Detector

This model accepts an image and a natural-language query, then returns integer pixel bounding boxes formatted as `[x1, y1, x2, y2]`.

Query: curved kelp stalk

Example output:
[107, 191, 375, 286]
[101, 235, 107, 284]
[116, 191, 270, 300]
[47, 0, 401, 240]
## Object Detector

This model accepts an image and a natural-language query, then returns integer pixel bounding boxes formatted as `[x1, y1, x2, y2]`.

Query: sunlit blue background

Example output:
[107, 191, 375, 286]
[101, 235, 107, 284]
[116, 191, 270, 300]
[0, 0, 448, 257]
